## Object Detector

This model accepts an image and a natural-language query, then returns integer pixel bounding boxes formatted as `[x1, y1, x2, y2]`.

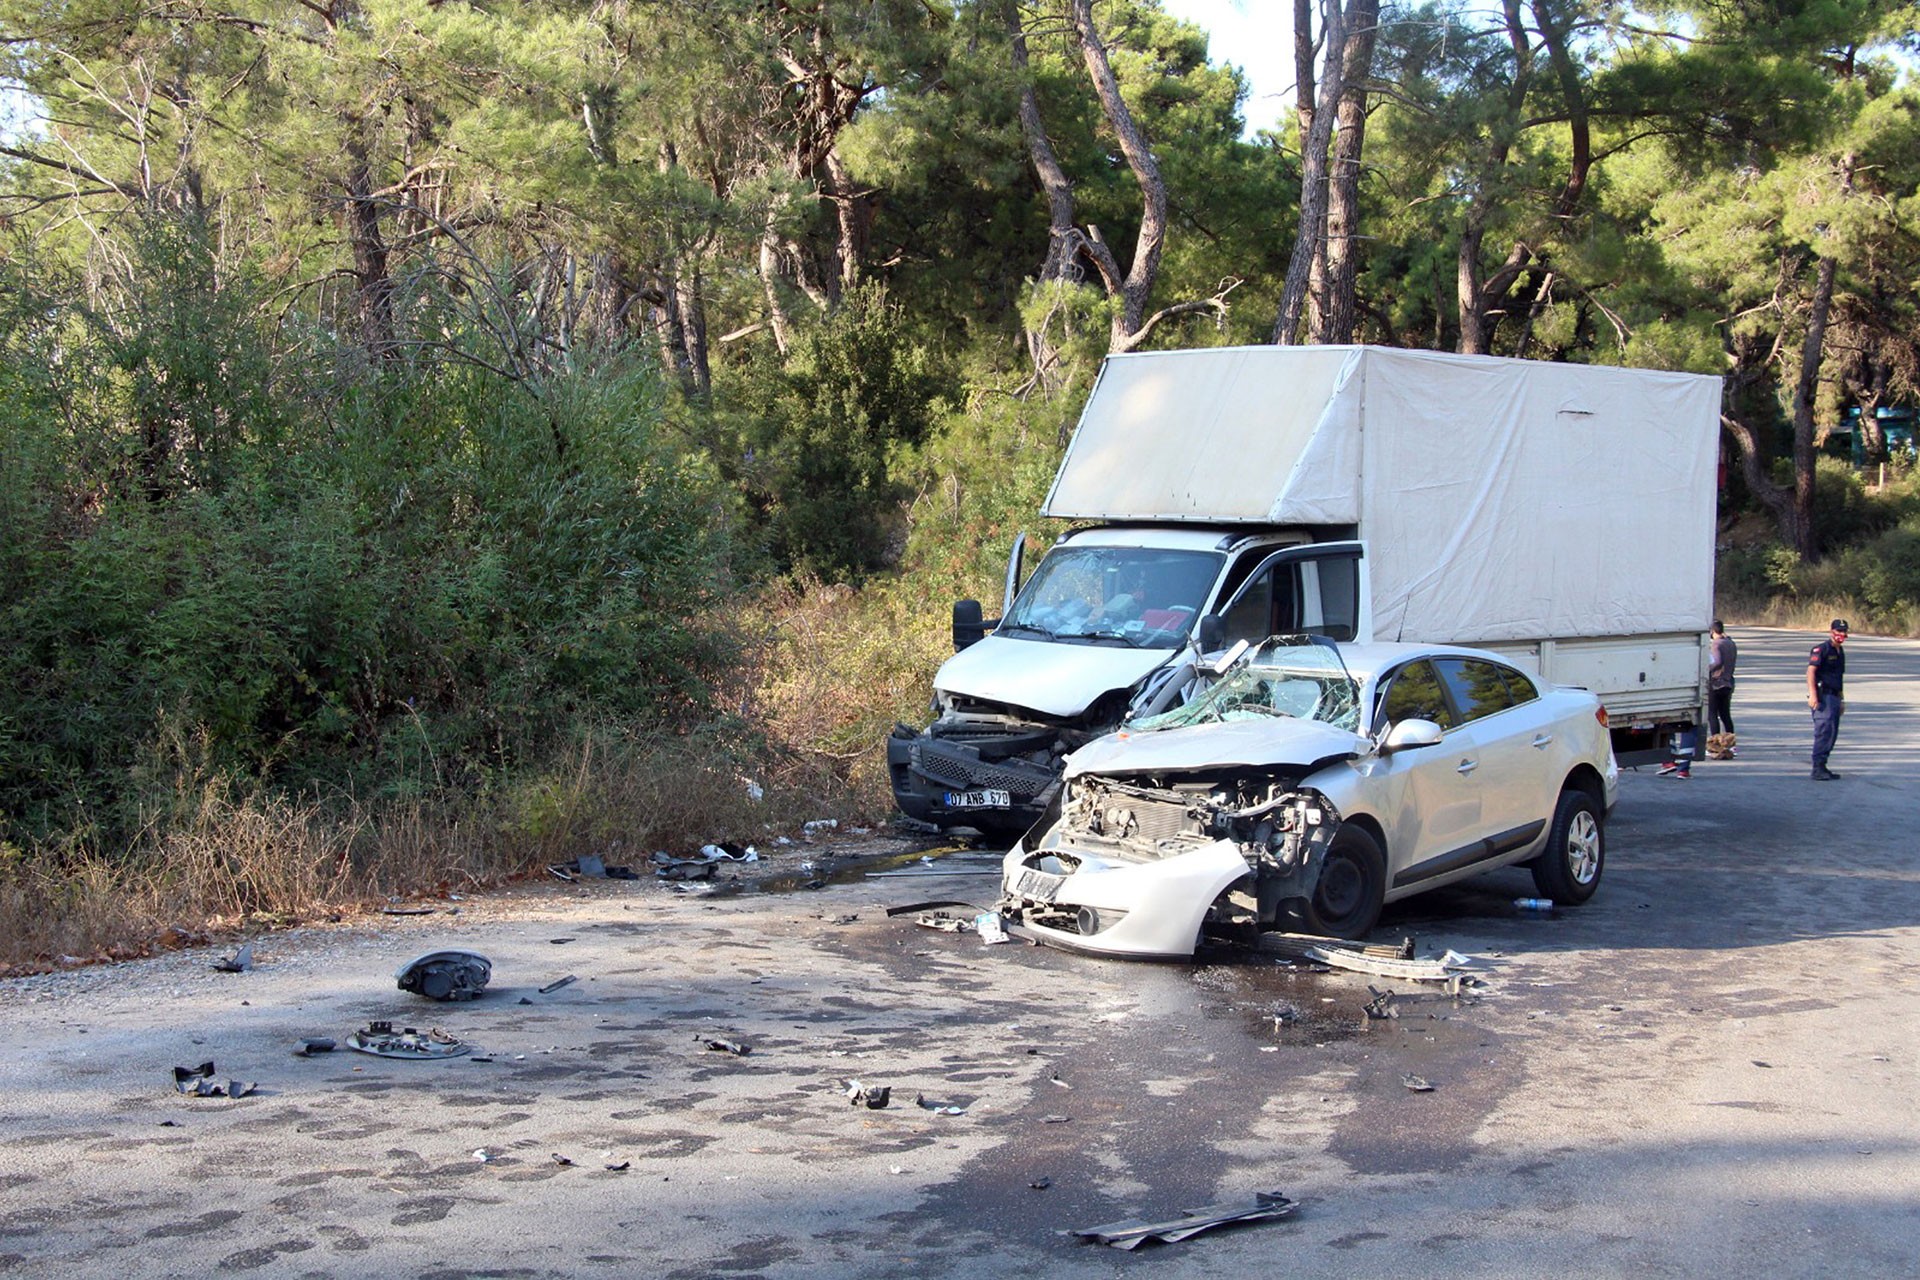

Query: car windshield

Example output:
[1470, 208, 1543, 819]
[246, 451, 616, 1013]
[1133, 634, 1363, 732]
[1000, 545, 1223, 648]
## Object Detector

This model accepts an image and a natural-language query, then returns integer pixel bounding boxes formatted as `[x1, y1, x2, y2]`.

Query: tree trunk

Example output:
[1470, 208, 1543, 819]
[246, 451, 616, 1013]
[1274, 0, 1347, 345]
[343, 127, 394, 357]
[1009, 0, 1082, 389]
[1068, 0, 1167, 351]
[1312, 0, 1378, 344]
[1789, 253, 1838, 560]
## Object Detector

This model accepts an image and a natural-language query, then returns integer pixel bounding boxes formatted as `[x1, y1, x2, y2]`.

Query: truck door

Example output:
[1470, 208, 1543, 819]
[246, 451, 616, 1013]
[1212, 542, 1369, 648]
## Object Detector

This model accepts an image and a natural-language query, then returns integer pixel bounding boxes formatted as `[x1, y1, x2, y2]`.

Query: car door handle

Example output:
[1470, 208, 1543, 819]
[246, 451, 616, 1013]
[1532, 734, 1553, 748]
[1456, 758, 1478, 775]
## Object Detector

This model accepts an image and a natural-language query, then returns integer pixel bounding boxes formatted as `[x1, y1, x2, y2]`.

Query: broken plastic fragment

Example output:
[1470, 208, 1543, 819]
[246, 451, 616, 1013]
[1402, 1073, 1435, 1092]
[914, 1094, 966, 1116]
[170, 1062, 256, 1098]
[551, 1153, 576, 1167]
[294, 1037, 336, 1057]
[538, 975, 578, 995]
[604, 1161, 631, 1172]
[975, 912, 1010, 945]
[1071, 1192, 1297, 1250]
[844, 1080, 891, 1109]
[1363, 986, 1399, 1020]
[1030, 1176, 1052, 1190]
[395, 949, 492, 1001]
[212, 943, 253, 973]
[699, 1036, 750, 1056]
[346, 1021, 472, 1060]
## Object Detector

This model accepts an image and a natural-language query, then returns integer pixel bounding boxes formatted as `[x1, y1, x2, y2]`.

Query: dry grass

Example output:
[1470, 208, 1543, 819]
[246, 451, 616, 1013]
[0, 723, 870, 973]
[1, 577, 964, 974]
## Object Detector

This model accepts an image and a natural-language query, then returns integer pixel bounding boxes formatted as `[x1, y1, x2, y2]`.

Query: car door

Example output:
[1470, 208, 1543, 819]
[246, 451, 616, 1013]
[1368, 658, 1483, 882]
[1212, 542, 1370, 647]
[1431, 657, 1555, 859]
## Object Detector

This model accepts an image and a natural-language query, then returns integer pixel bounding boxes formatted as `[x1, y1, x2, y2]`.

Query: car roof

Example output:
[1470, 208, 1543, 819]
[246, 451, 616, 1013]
[1262, 639, 1529, 684]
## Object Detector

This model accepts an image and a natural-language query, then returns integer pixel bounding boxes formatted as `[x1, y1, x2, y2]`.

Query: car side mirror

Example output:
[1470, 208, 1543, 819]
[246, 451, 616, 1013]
[1197, 613, 1225, 652]
[953, 599, 986, 651]
[1381, 718, 1444, 752]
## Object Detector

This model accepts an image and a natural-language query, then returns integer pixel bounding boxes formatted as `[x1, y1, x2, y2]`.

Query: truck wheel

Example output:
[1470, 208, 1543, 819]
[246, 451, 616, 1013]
[1301, 825, 1385, 940]
[1529, 789, 1604, 904]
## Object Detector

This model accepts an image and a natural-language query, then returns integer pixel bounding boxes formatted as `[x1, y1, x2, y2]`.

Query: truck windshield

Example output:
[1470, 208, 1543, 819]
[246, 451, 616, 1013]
[1000, 546, 1223, 647]
[1134, 634, 1362, 732]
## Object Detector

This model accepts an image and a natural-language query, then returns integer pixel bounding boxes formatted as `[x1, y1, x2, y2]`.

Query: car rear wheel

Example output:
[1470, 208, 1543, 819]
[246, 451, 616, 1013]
[1529, 788, 1604, 904]
[1300, 825, 1385, 939]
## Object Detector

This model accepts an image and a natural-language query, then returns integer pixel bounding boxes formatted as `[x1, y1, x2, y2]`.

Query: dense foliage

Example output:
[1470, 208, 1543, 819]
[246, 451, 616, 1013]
[0, 0, 1916, 892]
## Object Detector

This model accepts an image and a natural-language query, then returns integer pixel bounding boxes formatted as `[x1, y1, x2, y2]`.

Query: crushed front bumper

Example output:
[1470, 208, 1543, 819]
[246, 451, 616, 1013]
[887, 724, 1061, 833]
[996, 838, 1254, 959]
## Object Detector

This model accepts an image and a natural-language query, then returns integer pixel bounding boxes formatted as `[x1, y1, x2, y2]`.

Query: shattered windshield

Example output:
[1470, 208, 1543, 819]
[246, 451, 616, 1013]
[1133, 634, 1362, 732]
[1000, 545, 1223, 648]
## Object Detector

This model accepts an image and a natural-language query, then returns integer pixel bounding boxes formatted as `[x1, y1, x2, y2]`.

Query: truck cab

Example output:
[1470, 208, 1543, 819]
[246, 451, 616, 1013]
[887, 527, 1368, 835]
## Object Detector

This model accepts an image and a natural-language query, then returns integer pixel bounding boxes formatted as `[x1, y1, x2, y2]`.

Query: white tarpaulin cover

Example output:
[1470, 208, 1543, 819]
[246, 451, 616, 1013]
[1043, 346, 1721, 644]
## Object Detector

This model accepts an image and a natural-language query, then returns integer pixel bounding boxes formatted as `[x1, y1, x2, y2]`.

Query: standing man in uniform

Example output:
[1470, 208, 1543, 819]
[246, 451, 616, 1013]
[1808, 619, 1848, 780]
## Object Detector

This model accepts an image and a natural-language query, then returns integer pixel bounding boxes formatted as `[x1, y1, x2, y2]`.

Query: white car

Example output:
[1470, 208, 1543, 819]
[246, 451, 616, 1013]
[997, 635, 1620, 957]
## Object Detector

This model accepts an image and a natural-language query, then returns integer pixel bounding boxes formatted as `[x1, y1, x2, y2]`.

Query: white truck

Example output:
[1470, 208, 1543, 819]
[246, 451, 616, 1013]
[888, 345, 1721, 836]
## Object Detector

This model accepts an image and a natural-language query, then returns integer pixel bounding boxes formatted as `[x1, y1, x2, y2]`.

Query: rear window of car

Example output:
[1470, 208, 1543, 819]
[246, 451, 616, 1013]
[1433, 658, 1532, 723]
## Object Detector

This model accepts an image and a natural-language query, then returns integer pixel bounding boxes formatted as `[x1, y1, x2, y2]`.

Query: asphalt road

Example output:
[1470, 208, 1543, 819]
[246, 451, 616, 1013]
[2, 626, 1916, 1278]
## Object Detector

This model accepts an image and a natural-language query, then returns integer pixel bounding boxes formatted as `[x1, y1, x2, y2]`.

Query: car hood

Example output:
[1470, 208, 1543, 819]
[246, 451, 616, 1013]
[935, 633, 1177, 719]
[1064, 716, 1367, 779]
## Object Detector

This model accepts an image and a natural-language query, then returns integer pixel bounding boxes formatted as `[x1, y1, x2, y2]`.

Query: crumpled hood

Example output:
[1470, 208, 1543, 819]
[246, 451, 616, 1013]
[935, 633, 1177, 719]
[1064, 716, 1367, 779]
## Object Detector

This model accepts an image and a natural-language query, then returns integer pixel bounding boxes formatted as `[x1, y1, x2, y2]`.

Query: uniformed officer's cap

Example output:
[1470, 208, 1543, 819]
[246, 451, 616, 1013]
[1830, 619, 1849, 633]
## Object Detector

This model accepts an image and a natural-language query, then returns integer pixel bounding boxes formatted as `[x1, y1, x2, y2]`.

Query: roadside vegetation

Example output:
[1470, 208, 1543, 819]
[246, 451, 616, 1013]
[2, 0, 1916, 970]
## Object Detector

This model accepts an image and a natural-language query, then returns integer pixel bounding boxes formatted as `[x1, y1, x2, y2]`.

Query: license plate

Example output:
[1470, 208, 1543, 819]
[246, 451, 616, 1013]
[945, 788, 1011, 809]
[1012, 868, 1065, 903]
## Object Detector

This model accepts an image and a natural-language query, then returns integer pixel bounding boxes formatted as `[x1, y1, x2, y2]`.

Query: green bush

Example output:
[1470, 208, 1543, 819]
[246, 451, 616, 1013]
[1858, 520, 1920, 617]
[0, 223, 738, 846]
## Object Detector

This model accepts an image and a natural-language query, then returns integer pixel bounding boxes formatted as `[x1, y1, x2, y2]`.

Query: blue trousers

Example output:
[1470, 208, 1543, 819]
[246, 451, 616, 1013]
[1811, 693, 1843, 769]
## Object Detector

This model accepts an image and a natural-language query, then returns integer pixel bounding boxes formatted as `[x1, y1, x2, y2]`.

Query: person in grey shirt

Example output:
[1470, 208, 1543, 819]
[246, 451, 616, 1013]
[1707, 620, 1737, 757]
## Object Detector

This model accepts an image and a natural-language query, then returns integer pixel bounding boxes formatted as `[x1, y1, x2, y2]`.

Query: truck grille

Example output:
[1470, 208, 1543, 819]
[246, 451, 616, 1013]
[917, 745, 1050, 798]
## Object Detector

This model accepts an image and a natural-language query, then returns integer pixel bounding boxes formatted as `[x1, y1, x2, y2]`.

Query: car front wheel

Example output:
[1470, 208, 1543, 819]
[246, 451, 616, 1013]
[1529, 788, 1604, 904]
[1300, 825, 1386, 939]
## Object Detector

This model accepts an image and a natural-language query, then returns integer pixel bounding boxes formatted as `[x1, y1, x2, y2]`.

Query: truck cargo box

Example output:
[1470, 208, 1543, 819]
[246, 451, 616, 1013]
[1043, 346, 1721, 646]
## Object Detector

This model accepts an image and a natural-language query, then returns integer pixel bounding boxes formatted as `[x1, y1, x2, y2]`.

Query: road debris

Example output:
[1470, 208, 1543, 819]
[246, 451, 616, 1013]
[1402, 1073, 1435, 1092]
[915, 1094, 966, 1115]
[395, 949, 492, 1001]
[844, 1080, 891, 1109]
[551, 1153, 576, 1167]
[1040, 1115, 1071, 1124]
[548, 854, 640, 882]
[381, 905, 437, 916]
[699, 1036, 750, 1056]
[975, 911, 1010, 945]
[346, 1022, 472, 1060]
[538, 975, 578, 995]
[1030, 1176, 1052, 1190]
[1362, 986, 1399, 1020]
[293, 1037, 336, 1057]
[1070, 1191, 1297, 1250]
[605, 1161, 631, 1172]
[1256, 932, 1482, 982]
[211, 943, 253, 973]
[171, 1062, 257, 1098]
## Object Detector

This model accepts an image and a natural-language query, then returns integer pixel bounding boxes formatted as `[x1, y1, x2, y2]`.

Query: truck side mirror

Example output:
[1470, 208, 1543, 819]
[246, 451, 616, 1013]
[953, 599, 986, 651]
[1197, 613, 1225, 652]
